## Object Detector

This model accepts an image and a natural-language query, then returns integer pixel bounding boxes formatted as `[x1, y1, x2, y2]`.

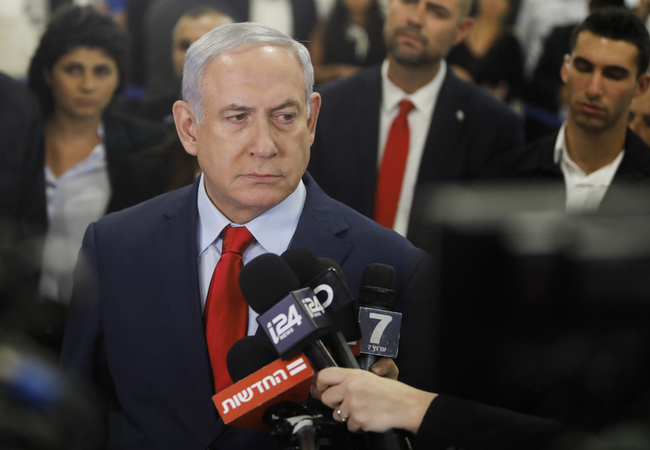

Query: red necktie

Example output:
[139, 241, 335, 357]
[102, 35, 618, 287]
[374, 100, 415, 228]
[204, 225, 255, 393]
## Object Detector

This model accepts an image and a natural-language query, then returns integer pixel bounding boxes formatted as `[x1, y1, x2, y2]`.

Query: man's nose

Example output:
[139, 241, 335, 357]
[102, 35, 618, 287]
[250, 120, 278, 158]
[407, 2, 426, 27]
[586, 72, 604, 98]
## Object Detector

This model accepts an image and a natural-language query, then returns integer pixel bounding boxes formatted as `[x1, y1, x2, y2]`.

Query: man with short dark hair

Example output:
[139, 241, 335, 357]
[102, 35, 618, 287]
[308, 0, 524, 238]
[509, 8, 650, 211]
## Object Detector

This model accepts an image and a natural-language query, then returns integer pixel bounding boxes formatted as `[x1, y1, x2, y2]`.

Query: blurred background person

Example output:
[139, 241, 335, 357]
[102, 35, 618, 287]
[0, 0, 49, 81]
[0, 71, 47, 312]
[526, 0, 626, 142]
[122, 5, 235, 204]
[138, 4, 233, 125]
[515, 0, 588, 78]
[628, 81, 650, 146]
[309, 0, 386, 86]
[27, 6, 167, 345]
[447, 0, 525, 109]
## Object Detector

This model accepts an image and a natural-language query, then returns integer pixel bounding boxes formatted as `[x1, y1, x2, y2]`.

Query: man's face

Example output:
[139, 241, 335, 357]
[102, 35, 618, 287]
[174, 45, 321, 224]
[628, 88, 650, 146]
[172, 13, 233, 80]
[384, 0, 473, 67]
[562, 30, 649, 133]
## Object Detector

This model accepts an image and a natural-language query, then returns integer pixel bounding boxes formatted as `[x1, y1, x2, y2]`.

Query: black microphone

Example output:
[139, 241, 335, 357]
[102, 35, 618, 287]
[226, 336, 280, 383]
[357, 263, 402, 372]
[357, 264, 413, 450]
[239, 253, 338, 370]
[281, 248, 360, 369]
[221, 336, 319, 450]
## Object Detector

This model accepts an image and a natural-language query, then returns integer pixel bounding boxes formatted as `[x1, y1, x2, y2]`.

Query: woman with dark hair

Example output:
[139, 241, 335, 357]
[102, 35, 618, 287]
[28, 5, 167, 307]
[309, 0, 386, 86]
[446, 0, 524, 108]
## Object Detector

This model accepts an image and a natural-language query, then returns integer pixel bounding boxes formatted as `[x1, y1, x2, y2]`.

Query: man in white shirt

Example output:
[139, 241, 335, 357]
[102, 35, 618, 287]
[308, 0, 524, 238]
[507, 8, 650, 212]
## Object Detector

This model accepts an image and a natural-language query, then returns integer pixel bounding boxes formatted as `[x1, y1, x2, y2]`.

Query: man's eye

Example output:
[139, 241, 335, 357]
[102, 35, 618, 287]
[574, 61, 592, 73]
[230, 113, 247, 121]
[603, 68, 628, 80]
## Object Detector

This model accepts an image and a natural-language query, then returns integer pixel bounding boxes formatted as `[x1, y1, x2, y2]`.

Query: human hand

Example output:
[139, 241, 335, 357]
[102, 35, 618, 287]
[314, 367, 436, 433]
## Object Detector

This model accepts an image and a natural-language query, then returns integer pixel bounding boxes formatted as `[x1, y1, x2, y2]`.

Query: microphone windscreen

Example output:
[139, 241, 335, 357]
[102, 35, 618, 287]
[226, 336, 279, 383]
[239, 253, 300, 314]
[281, 248, 322, 286]
[317, 257, 348, 285]
[359, 263, 397, 309]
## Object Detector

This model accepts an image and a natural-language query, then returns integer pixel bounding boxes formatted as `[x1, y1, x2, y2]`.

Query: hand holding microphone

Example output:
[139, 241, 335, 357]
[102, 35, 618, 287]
[313, 367, 437, 435]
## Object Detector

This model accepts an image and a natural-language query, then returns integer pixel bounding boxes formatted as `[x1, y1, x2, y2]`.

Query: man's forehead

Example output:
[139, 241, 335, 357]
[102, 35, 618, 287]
[200, 44, 306, 105]
[572, 30, 639, 69]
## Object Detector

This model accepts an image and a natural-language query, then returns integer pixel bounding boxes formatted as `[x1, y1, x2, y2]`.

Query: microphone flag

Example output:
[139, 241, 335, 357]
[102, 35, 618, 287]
[212, 353, 314, 432]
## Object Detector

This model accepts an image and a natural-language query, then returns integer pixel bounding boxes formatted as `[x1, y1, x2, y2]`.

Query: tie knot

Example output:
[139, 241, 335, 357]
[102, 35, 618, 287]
[398, 100, 414, 117]
[221, 225, 255, 256]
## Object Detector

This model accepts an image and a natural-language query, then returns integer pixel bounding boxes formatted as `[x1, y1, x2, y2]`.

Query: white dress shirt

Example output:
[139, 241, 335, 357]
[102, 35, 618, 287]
[379, 59, 446, 237]
[196, 174, 306, 335]
[554, 123, 624, 212]
[39, 124, 111, 303]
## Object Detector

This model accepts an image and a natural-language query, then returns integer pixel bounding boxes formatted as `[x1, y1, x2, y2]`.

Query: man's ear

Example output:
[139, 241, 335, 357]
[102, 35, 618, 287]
[307, 92, 321, 146]
[634, 73, 650, 98]
[453, 17, 474, 46]
[560, 54, 571, 84]
[173, 100, 199, 156]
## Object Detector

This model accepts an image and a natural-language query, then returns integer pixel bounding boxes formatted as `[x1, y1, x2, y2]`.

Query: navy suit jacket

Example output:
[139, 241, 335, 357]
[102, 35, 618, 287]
[60, 173, 435, 450]
[308, 65, 525, 237]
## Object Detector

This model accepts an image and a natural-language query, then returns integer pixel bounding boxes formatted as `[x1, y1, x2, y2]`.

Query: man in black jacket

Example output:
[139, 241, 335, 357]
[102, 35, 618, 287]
[508, 8, 650, 212]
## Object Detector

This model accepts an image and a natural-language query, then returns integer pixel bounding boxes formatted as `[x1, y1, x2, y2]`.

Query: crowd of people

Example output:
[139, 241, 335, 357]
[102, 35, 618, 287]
[2, 0, 650, 449]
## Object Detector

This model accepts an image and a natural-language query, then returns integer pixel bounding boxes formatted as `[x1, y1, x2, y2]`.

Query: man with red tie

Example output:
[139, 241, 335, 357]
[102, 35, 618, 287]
[308, 0, 525, 238]
[60, 22, 435, 450]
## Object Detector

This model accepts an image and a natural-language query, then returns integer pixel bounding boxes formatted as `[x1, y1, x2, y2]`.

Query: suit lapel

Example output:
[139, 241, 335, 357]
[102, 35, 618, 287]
[154, 180, 226, 436]
[291, 174, 352, 267]
[354, 70, 383, 216]
[417, 68, 468, 183]
[614, 129, 650, 182]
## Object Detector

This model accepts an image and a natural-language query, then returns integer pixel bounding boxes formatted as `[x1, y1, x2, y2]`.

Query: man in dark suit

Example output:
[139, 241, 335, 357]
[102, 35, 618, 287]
[308, 0, 524, 238]
[507, 8, 650, 212]
[60, 22, 435, 450]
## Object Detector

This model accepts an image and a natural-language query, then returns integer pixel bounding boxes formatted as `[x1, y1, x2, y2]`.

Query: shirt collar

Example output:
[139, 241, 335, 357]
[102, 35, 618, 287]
[381, 58, 447, 119]
[197, 173, 306, 256]
[553, 121, 625, 180]
[553, 122, 568, 165]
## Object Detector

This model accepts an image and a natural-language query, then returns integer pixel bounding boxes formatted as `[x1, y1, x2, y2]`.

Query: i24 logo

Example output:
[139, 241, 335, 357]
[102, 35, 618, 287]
[267, 305, 303, 344]
[301, 296, 325, 318]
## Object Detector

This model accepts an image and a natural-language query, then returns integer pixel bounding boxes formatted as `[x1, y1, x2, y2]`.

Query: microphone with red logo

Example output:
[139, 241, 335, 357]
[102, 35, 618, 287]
[213, 336, 314, 433]
[281, 248, 361, 369]
[212, 335, 328, 450]
[238, 253, 338, 370]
